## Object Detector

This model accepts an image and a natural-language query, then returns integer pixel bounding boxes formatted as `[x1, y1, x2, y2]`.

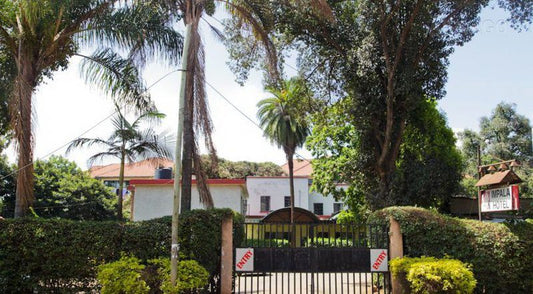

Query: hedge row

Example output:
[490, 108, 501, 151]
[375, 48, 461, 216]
[0, 209, 244, 293]
[371, 207, 532, 294]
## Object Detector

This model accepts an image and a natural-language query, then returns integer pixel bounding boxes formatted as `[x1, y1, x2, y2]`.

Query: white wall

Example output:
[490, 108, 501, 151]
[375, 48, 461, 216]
[308, 191, 343, 216]
[245, 177, 310, 216]
[133, 184, 244, 221]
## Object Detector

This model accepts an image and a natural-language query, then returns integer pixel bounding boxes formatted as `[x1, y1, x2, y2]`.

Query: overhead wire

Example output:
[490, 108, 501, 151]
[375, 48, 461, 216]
[0, 69, 183, 181]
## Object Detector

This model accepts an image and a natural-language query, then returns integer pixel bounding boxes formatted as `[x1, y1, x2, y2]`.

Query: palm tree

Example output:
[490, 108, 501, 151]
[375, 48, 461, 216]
[67, 106, 173, 220]
[257, 78, 311, 232]
[168, 0, 332, 284]
[172, 0, 332, 211]
[0, 0, 182, 217]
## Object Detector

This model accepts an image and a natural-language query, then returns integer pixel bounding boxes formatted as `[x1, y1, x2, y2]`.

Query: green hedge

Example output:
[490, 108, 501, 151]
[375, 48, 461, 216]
[371, 207, 532, 294]
[390, 256, 476, 294]
[0, 209, 244, 293]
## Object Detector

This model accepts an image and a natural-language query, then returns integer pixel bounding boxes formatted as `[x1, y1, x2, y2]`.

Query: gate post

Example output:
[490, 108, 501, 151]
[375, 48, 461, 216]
[221, 215, 233, 294]
[389, 216, 404, 294]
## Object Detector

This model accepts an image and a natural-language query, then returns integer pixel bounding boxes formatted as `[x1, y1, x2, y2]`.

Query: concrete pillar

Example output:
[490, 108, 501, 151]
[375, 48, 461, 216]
[389, 216, 404, 294]
[220, 215, 233, 294]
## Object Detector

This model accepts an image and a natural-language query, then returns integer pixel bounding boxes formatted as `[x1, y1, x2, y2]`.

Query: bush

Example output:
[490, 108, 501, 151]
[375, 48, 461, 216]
[0, 209, 244, 293]
[390, 257, 476, 294]
[98, 255, 149, 294]
[97, 256, 208, 294]
[153, 259, 209, 293]
[371, 207, 532, 293]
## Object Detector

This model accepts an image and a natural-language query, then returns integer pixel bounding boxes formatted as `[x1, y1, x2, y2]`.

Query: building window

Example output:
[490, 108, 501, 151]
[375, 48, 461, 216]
[260, 196, 270, 212]
[334, 203, 343, 213]
[284, 196, 291, 208]
[314, 203, 323, 215]
[241, 198, 248, 215]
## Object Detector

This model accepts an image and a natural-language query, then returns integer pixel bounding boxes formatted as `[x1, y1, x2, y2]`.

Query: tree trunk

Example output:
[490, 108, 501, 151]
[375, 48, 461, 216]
[180, 81, 194, 211]
[288, 151, 296, 247]
[13, 59, 37, 218]
[180, 18, 199, 212]
[117, 149, 126, 220]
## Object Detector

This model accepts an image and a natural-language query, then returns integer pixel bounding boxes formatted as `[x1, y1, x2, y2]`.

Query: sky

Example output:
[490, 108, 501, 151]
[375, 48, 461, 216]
[3, 4, 533, 170]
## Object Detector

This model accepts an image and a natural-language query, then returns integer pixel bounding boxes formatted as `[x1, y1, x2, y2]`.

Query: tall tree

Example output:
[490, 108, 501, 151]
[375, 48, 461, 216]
[67, 107, 173, 219]
[309, 98, 462, 211]
[480, 102, 533, 164]
[459, 102, 533, 198]
[226, 0, 532, 209]
[0, 0, 182, 217]
[257, 78, 311, 227]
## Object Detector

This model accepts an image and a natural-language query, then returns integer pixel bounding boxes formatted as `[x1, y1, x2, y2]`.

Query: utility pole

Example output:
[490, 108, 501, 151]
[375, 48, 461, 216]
[477, 144, 482, 221]
[171, 24, 192, 286]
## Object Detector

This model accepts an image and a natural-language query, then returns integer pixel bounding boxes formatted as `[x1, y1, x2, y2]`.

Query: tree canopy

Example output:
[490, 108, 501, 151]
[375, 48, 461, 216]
[198, 155, 283, 179]
[1, 156, 116, 220]
[308, 98, 462, 211]
[225, 0, 532, 209]
[459, 102, 533, 198]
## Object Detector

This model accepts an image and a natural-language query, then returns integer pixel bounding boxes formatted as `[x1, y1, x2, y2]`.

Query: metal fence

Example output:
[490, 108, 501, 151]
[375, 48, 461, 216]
[233, 222, 390, 294]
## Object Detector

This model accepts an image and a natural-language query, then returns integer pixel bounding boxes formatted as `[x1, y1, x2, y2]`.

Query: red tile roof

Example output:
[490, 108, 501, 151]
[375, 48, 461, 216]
[89, 158, 173, 179]
[280, 159, 313, 177]
[129, 179, 246, 185]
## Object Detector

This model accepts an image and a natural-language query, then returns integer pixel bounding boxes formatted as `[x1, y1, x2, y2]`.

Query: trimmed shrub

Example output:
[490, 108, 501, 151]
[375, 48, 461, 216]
[0, 209, 243, 293]
[98, 255, 149, 294]
[97, 256, 208, 294]
[390, 257, 476, 294]
[153, 259, 209, 293]
[371, 207, 532, 294]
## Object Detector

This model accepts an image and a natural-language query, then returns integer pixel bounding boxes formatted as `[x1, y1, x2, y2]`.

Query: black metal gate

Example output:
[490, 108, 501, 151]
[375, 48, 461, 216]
[233, 223, 390, 293]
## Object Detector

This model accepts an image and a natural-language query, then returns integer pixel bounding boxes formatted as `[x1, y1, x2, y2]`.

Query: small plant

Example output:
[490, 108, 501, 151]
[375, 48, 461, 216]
[390, 256, 476, 294]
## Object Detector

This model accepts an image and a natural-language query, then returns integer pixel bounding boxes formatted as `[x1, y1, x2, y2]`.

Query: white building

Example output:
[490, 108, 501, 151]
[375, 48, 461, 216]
[245, 176, 346, 221]
[125, 158, 347, 222]
[129, 179, 246, 221]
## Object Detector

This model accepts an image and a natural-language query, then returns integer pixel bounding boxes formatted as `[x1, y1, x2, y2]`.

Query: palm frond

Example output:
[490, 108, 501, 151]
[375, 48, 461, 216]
[81, 2, 183, 67]
[66, 137, 115, 154]
[192, 140, 214, 208]
[87, 151, 121, 167]
[78, 48, 152, 112]
[257, 79, 311, 154]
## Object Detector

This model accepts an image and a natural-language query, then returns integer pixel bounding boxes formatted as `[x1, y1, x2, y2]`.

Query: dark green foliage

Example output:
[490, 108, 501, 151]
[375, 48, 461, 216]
[0, 209, 244, 292]
[178, 209, 244, 286]
[390, 256, 476, 294]
[0, 156, 15, 216]
[371, 207, 532, 293]
[198, 155, 283, 179]
[392, 99, 463, 210]
[1, 156, 116, 220]
[0, 49, 15, 152]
